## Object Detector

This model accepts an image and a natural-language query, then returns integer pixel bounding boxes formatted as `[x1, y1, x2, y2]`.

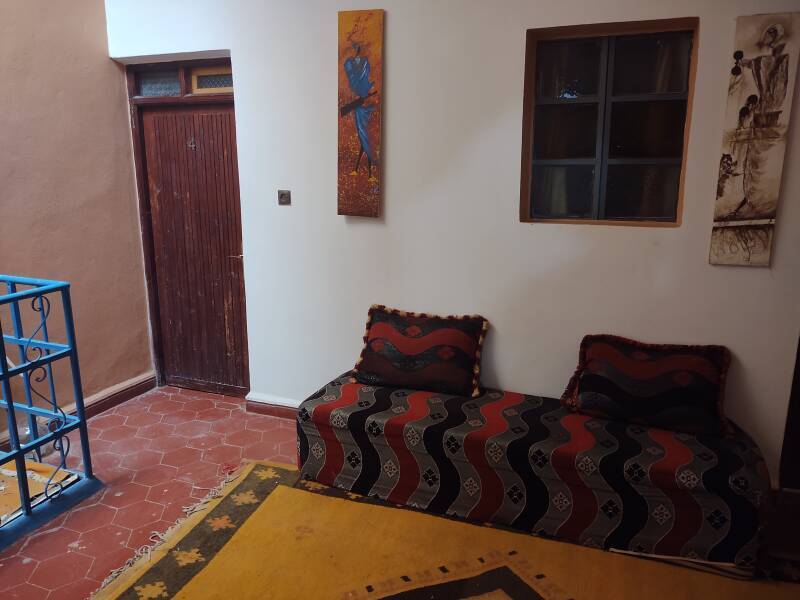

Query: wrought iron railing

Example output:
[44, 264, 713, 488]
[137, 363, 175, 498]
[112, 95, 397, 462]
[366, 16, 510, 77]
[0, 275, 93, 528]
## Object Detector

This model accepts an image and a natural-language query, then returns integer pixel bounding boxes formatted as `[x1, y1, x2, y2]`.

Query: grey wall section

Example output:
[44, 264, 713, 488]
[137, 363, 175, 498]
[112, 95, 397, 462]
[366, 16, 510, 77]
[0, 0, 153, 429]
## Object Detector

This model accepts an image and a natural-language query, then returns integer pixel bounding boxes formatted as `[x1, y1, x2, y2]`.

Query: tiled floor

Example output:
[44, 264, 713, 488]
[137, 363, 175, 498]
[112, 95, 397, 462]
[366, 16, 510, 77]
[0, 386, 297, 599]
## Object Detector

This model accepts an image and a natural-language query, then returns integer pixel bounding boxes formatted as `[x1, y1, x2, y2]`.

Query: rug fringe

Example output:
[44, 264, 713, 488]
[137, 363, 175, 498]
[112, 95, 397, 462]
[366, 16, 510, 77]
[89, 466, 246, 599]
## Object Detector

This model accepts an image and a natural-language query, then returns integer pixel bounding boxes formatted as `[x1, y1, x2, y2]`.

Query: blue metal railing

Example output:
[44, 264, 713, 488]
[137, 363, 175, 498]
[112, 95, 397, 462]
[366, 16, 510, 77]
[0, 274, 93, 525]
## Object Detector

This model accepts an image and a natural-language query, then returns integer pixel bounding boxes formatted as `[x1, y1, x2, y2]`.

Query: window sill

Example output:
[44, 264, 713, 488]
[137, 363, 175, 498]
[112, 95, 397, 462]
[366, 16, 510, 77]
[521, 217, 681, 228]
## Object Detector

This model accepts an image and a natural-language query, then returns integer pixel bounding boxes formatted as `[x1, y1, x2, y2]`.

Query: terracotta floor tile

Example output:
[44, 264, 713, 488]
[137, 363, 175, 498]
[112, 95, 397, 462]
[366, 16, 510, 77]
[98, 424, 137, 442]
[146, 479, 193, 505]
[183, 398, 216, 412]
[196, 407, 231, 422]
[90, 439, 113, 454]
[147, 434, 189, 453]
[1, 386, 296, 597]
[100, 481, 150, 509]
[262, 427, 297, 446]
[124, 411, 163, 428]
[113, 501, 164, 530]
[127, 520, 171, 550]
[185, 432, 225, 450]
[210, 417, 246, 435]
[161, 409, 198, 425]
[21, 527, 80, 562]
[242, 441, 279, 460]
[30, 551, 93, 590]
[225, 429, 262, 447]
[173, 420, 212, 438]
[161, 501, 189, 523]
[202, 444, 242, 465]
[133, 464, 179, 486]
[0, 555, 38, 589]
[88, 414, 126, 431]
[135, 422, 175, 439]
[175, 460, 221, 485]
[108, 436, 150, 455]
[148, 399, 184, 414]
[5, 583, 49, 599]
[119, 449, 163, 471]
[113, 401, 148, 417]
[245, 414, 285, 432]
[215, 401, 243, 411]
[51, 576, 104, 600]
[63, 503, 116, 533]
[162, 447, 203, 468]
[85, 546, 131, 582]
[75, 524, 130, 555]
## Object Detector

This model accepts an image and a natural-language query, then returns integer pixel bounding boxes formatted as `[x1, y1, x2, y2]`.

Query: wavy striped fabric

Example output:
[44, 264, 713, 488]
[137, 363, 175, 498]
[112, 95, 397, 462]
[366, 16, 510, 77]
[298, 374, 768, 577]
[562, 335, 731, 435]
[353, 305, 488, 397]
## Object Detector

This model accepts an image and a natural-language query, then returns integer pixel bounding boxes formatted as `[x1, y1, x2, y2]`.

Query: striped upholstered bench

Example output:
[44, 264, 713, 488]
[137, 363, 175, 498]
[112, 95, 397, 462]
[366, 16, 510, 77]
[297, 373, 769, 577]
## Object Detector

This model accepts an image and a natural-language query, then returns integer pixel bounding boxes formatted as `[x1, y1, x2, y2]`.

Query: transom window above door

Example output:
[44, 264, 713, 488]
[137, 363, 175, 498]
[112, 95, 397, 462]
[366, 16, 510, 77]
[520, 19, 698, 225]
[133, 61, 233, 99]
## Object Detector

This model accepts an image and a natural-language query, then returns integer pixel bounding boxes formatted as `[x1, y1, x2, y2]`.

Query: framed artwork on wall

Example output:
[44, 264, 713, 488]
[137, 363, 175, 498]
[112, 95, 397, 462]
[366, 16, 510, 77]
[710, 12, 800, 266]
[338, 9, 384, 218]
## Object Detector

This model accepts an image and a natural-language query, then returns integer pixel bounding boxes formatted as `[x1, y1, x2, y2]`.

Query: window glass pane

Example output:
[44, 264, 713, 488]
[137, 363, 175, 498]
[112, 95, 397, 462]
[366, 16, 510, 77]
[604, 164, 680, 220]
[613, 33, 692, 95]
[532, 165, 594, 218]
[536, 38, 602, 100]
[609, 100, 686, 158]
[534, 104, 598, 159]
[138, 70, 181, 97]
[196, 73, 233, 89]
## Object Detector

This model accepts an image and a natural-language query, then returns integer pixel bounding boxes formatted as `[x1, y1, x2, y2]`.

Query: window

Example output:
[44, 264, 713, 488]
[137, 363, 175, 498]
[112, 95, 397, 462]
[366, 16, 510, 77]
[138, 70, 181, 97]
[190, 66, 234, 95]
[520, 19, 697, 225]
[131, 61, 233, 99]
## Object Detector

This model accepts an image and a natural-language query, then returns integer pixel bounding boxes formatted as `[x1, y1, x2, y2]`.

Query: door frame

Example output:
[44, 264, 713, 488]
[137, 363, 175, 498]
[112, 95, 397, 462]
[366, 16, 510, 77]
[126, 59, 250, 396]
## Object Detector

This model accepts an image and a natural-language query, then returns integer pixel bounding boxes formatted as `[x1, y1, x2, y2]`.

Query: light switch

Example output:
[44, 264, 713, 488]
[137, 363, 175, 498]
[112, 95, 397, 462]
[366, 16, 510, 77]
[278, 190, 291, 205]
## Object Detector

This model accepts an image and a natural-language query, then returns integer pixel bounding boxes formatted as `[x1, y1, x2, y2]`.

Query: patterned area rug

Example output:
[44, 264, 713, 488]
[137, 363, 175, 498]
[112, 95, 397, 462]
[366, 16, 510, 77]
[0, 459, 75, 526]
[93, 462, 797, 600]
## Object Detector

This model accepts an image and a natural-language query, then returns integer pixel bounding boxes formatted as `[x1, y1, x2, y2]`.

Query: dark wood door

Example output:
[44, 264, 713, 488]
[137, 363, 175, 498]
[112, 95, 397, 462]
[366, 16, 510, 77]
[142, 105, 249, 396]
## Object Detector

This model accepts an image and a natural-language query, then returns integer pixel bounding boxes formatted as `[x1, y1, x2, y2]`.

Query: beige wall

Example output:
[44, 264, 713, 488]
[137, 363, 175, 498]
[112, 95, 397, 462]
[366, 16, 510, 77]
[0, 0, 152, 419]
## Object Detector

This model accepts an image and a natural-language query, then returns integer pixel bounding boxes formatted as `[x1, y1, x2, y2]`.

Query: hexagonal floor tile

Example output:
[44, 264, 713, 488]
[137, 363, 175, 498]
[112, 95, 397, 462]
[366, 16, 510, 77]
[101, 481, 150, 509]
[30, 551, 93, 590]
[133, 464, 179, 486]
[202, 444, 243, 465]
[63, 503, 116, 533]
[113, 501, 164, 530]
[162, 447, 203, 468]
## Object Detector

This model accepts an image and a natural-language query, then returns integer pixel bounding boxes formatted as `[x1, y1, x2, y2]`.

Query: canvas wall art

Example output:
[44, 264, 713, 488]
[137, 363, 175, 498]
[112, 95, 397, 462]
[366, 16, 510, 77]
[338, 9, 384, 217]
[710, 13, 800, 266]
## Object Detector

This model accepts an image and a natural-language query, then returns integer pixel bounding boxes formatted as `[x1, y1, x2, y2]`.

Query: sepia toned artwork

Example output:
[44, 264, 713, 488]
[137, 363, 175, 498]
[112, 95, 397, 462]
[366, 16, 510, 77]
[338, 10, 384, 217]
[710, 13, 800, 266]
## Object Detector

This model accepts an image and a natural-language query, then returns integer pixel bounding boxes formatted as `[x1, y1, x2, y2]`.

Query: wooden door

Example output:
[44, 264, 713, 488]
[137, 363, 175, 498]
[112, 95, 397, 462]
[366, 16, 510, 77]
[142, 105, 249, 396]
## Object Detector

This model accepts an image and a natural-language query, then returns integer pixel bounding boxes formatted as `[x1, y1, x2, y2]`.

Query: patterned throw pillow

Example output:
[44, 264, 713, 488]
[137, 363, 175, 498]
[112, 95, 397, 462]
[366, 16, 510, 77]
[561, 334, 731, 435]
[352, 305, 489, 397]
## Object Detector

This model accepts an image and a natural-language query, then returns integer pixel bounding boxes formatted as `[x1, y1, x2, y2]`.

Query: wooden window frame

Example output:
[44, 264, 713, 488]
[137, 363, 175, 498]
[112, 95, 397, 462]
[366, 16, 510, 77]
[128, 58, 233, 106]
[190, 65, 234, 95]
[519, 18, 699, 227]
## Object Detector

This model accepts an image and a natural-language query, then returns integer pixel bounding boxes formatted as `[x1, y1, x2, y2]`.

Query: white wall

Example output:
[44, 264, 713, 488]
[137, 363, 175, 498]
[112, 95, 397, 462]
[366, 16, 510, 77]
[105, 0, 800, 485]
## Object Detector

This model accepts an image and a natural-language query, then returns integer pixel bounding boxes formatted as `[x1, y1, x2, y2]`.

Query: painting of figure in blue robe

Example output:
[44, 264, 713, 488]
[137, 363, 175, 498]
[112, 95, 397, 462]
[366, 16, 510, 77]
[342, 43, 378, 180]
[338, 9, 383, 217]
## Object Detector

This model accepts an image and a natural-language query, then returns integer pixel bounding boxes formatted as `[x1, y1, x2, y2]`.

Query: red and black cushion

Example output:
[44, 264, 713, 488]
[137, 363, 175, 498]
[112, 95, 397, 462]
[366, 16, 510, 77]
[561, 334, 731, 435]
[352, 305, 489, 397]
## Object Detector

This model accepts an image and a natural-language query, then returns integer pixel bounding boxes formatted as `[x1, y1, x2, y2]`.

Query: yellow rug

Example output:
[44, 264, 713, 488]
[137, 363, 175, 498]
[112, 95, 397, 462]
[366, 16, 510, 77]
[95, 462, 797, 600]
[0, 459, 73, 526]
